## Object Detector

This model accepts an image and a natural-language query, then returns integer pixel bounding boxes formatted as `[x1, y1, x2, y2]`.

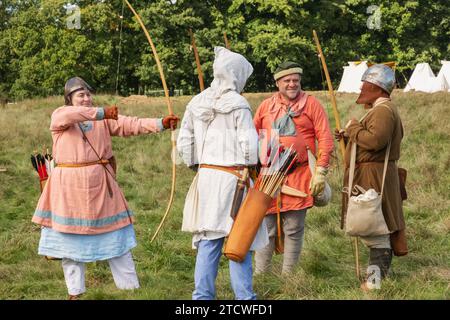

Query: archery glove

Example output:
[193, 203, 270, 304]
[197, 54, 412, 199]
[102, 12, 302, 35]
[104, 106, 119, 120]
[310, 166, 328, 196]
[162, 115, 180, 129]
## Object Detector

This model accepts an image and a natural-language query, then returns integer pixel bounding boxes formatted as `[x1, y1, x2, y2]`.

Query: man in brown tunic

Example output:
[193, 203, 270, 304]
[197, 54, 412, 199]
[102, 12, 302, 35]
[337, 64, 407, 290]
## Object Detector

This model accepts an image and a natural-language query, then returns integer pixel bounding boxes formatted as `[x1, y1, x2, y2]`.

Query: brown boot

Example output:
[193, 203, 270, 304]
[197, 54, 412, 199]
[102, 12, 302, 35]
[68, 294, 81, 300]
[369, 248, 393, 279]
[361, 248, 393, 291]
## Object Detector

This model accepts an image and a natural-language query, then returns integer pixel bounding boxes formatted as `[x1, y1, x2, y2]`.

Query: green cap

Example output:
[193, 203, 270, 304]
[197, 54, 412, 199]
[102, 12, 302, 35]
[274, 61, 303, 81]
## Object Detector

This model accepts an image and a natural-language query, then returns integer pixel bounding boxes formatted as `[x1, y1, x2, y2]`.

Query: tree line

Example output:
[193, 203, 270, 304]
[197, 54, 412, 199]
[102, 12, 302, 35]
[0, 0, 448, 101]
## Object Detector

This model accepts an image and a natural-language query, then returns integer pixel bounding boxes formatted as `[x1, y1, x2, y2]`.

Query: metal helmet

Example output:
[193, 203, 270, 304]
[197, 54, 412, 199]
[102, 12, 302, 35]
[64, 77, 93, 105]
[361, 64, 395, 94]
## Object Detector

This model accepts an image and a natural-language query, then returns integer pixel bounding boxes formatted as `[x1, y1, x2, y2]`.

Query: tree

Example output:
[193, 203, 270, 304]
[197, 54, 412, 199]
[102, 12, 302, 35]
[0, 0, 448, 99]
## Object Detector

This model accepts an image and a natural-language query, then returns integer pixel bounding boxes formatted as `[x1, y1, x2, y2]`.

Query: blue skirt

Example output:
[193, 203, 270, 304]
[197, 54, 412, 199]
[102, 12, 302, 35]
[38, 224, 137, 262]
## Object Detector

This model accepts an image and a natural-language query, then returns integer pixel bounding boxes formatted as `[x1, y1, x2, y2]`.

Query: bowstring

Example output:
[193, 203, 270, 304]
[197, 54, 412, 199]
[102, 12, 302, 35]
[115, 0, 125, 95]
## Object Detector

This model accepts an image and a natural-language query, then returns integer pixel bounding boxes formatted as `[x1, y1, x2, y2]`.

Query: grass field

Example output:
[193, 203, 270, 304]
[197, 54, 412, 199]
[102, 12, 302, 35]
[0, 91, 449, 300]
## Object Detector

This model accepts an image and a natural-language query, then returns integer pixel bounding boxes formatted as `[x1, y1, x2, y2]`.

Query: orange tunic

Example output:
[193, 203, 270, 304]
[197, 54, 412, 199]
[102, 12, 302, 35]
[253, 92, 334, 213]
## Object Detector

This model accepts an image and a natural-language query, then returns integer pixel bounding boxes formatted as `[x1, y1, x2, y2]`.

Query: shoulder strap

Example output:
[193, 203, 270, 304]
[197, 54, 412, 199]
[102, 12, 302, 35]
[78, 123, 115, 198]
[380, 140, 391, 195]
[78, 123, 104, 163]
[358, 100, 393, 123]
[348, 140, 391, 198]
[348, 102, 393, 198]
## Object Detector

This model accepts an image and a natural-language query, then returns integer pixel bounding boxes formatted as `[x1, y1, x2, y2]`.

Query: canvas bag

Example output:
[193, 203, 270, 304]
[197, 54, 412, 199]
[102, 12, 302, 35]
[345, 140, 391, 237]
[181, 172, 200, 232]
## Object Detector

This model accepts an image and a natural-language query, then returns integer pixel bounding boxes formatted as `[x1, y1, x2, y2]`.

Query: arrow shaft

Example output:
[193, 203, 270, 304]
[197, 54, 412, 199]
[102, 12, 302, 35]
[189, 29, 205, 92]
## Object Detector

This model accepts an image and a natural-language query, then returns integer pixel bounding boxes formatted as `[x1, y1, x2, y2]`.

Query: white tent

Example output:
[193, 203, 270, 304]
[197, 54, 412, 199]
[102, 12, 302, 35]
[337, 61, 368, 93]
[437, 60, 450, 92]
[404, 62, 448, 93]
[430, 72, 449, 92]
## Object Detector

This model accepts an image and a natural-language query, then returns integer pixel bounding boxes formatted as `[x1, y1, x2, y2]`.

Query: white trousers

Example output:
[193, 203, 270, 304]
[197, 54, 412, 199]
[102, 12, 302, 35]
[62, 251, 140, 295]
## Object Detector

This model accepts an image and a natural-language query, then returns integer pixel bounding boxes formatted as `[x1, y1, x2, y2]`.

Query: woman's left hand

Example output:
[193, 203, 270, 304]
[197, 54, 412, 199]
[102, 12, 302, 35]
[104, 106, 119, 120]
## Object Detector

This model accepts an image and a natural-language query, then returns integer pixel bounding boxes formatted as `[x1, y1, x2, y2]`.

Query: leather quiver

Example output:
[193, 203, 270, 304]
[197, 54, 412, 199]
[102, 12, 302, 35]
[224, 188, 272, 262]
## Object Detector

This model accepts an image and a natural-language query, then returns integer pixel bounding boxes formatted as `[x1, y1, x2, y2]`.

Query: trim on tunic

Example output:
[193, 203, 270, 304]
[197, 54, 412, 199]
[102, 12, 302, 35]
[33, 209, 134, 228]
[96, 107, 105, 120]
[79, 121, 93, 132]
[157, 118, 164, 131]
[38, 225, 137, 262]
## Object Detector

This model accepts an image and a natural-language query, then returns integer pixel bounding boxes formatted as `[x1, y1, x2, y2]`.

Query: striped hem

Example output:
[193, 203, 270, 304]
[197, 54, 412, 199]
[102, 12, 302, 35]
[33, 217, 134, 235]
[157, 118, 164, 131]
[33, 209, 134, 229]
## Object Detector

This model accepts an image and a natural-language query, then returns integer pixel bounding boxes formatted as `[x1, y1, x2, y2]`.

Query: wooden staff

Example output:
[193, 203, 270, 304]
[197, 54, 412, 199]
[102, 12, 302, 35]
[312, 29, 361, 282]
[223, 32, 230, 49]
[188, 29, 205, 92]
[312, 30, 346, 160]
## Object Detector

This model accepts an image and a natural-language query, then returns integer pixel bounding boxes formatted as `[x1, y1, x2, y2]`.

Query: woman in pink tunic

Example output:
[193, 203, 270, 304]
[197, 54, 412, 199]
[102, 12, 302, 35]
[32, 77, 179, 299]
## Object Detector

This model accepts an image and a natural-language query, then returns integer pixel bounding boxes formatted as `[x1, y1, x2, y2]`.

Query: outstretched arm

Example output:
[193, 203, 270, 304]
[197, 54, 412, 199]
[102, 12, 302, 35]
[50, 106, 105, 131]
[106, 115, 164, 137]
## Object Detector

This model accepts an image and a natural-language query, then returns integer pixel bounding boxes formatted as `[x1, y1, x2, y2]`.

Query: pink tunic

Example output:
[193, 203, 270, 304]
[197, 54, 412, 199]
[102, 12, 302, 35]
[32, 106, 162, 234]
[253, 92, 334, 213]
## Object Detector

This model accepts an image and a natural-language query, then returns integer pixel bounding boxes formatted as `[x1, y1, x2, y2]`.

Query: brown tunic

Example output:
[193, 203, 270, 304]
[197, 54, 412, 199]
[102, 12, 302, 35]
[342, 99, 405, 232]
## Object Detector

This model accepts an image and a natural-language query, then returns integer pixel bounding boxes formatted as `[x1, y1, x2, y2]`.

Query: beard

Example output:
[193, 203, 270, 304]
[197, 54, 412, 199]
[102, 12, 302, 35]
[356, 82, 389, 105]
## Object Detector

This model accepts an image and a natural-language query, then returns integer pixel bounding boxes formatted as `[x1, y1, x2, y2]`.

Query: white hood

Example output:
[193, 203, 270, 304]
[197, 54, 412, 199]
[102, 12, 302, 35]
[187, 46, 254, 122]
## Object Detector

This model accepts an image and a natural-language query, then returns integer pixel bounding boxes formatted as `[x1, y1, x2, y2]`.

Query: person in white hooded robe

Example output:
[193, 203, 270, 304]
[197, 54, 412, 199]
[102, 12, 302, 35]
[177, 47, 268, 300]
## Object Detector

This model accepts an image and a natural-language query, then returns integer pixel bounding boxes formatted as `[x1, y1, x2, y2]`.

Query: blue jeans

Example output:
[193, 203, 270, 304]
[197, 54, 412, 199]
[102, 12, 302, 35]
[193, 238, 256, 300]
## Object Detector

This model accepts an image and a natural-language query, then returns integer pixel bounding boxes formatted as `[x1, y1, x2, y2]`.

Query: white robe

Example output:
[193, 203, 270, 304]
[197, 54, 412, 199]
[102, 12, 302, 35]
[177, 47, 269, 250]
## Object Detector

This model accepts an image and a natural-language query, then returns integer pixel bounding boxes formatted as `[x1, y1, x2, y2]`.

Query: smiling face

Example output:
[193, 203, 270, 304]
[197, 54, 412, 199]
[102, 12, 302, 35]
[276, 73, 301, 101]
[70, 89, 93, 107]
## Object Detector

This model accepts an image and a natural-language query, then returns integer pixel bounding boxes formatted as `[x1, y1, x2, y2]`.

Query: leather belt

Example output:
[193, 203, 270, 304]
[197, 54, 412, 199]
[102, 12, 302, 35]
[199, 164, 247, 180]
[356, 160, 395, 168]
[56, 159, 110, 168]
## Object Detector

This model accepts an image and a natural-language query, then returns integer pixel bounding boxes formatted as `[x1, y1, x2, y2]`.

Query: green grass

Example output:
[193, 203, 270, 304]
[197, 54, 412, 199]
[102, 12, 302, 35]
[0, 91, 449, 300]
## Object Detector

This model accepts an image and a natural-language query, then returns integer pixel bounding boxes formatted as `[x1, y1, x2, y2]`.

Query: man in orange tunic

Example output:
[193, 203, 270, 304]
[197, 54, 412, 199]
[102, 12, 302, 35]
[253, 61, 334, 274]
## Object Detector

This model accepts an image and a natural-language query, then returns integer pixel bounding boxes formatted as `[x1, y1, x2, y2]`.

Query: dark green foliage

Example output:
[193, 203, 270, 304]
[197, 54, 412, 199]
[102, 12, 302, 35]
[0, 0, 448, 99]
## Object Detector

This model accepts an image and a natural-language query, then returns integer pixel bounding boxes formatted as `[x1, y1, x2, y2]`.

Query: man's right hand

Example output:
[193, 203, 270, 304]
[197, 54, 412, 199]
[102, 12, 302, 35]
[104, 106, 119, 120]
[334, 128, 348, 141]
